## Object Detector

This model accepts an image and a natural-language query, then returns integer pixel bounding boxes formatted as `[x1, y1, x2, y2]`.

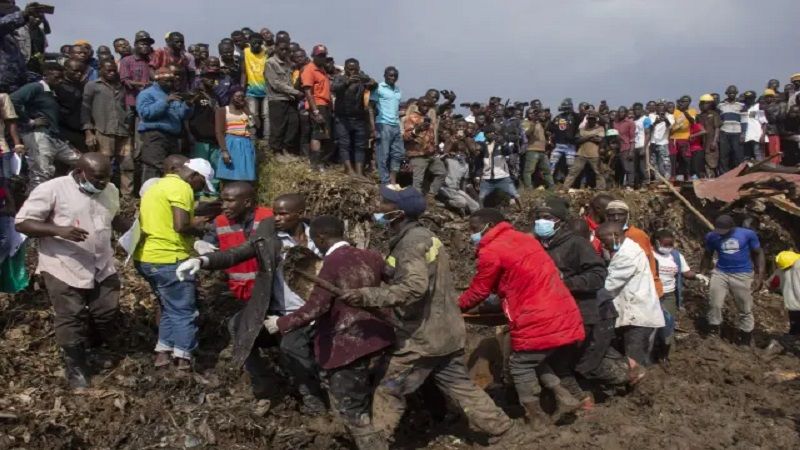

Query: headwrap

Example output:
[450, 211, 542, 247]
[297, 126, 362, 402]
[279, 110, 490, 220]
[605, 200, 629, 212]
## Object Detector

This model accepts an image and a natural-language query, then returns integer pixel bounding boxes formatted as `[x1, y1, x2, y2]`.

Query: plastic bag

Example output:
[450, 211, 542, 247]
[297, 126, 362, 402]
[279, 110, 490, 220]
[0, 242, 29, 293]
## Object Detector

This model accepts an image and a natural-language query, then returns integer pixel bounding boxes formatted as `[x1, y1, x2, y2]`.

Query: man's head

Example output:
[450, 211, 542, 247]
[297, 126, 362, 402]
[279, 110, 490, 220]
[133, 31, 154, 57]
[743, 90, 757, 106]
[587, 193, 614, 222]
[605, 200, 630, 227]
[791, 73, 800, 90]
[195, 43, 209, 62]
[69, 44, 90, 63]
[273, 193, 306, 232]
[275, 30, 290, 45]
[666, 101, 675, 113]
[653, 229, 675, 253]
[631, 102, 644, 118]
[97, 45, 112, 59]
[585, 109, 599, 127]
[154, 67, 175, 91]
[218, 41, 235, 63]
[614, 106, 628, 121]
[74, 152, 112, 194]
[763, 89, 777, 104]
[259, 28, 274, 46]
[768, 79, 780, 91]
[533, 197, 569, 238]
[677, 95, 691, 111]
[249, 34, 265, 53]
[713, 214, 736, 236]
[344, 58, 360, 77]
[531, 99, 543, 110]
[309, 215, 345, 255]
[62, 59, 84, 83]
[292, 49, 308, 68]
[417, 97, 433, 116]
[231, 30, 245, 50]
[113, 38, 131, 57]
[163, 154, 189, 174]
[724, 85, 738, 101]
[275, 41, 291, 62]
[654, 100, 666, 114]
[311, 44, 327, 66]
[99, 61, 119, 83]
[558, 98, 574, 113]
[468, 209, 506, 244]
[596, 221, 624, 253]
[220, 182, 255, 222]
[384, 66, 398, 86]
[425, 89, 440, 104]
[376, 185, 426, 226]
[178, 158, 215, 193]
[166, 32, 184, 52]
[200, 60, 220, 89]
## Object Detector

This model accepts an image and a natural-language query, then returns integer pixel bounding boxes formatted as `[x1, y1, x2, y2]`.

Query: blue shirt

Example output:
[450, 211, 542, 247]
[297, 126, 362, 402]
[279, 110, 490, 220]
[136, 83, 190, 135]
[370, 82, 401, 126]
[705, 227, 760, 273]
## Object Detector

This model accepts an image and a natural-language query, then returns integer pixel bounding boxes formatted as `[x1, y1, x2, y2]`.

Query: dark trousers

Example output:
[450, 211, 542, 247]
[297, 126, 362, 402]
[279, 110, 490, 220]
[575, 319, 629, 386]
[135, 130, 179, 193]
[41, 272, 120, 348]
[268, 100, 299, 152]
[789, 311, 800, 336]
[324, 352, 386, 428]
[334, 115, 369, 164]
[691, 150, 706, 178]
[719, 131, 743, 172]
[618, 325, 655, 367]
[632, 147, 648, 186]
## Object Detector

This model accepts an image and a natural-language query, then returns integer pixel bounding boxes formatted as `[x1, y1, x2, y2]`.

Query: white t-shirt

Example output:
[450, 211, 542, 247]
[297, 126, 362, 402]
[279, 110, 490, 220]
[744, 104, 767, 143]
[634, 116, 652, 148]
[654, 250, 690, 294]
[647, 113, 674, 146]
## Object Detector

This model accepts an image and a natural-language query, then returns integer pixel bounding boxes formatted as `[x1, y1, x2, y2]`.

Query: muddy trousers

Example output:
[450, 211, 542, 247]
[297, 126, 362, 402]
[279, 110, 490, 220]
[41, 272, 120, 348]
[708, 270, 754, 332]
[324, 352, 386, 438]
[573, 320, 629, 387]
[372, 350, 511, 438]
[509, 347, 574, 403]
[617, 326, 656, 366]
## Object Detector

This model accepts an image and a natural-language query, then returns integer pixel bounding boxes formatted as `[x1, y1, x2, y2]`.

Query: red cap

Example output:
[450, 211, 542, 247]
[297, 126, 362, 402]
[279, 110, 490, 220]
[311, 44, 328, 56]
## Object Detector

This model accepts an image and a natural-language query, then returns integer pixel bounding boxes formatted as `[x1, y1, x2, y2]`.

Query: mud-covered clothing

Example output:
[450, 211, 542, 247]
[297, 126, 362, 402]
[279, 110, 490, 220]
[325, 352, 386, 431]
[277, 244, 395, 370]
[350, 222, 465, 357]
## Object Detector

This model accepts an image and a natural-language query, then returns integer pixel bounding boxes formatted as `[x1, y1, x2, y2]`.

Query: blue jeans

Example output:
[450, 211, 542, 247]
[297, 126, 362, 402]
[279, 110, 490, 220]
[479, 177, 519, 205]
[650, 144, 671, 178]
[549, 143, 576, 171]
[135, 261, 198, 359]
[375, 123, 404, 184]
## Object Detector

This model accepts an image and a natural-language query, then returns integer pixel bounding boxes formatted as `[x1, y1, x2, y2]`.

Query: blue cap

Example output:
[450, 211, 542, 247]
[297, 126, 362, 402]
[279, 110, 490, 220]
[380, 185, 427, 219]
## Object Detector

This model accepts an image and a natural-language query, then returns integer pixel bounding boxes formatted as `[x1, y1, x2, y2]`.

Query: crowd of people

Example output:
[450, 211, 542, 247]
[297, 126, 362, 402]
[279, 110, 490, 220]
[2, 3, 800, 449]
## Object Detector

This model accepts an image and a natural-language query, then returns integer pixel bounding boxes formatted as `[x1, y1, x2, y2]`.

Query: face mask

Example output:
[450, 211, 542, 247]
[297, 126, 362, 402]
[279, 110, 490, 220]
[373, 210, 401, 227]
[470, 224, 489, 246]
[533, 219, 557, 238]
[657, 246, 673, 255]
[612, 238, 621, 252]
[78, 174, 103, 195]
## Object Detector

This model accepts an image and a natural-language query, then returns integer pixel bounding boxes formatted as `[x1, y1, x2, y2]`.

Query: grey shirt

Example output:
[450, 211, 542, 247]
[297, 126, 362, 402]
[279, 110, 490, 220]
[264, 56, 301, 102]
[81, 79, 129, 136]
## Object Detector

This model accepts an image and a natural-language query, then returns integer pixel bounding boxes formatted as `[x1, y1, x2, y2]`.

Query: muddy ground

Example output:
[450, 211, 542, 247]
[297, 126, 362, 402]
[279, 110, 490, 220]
[2, 162, 800, 449]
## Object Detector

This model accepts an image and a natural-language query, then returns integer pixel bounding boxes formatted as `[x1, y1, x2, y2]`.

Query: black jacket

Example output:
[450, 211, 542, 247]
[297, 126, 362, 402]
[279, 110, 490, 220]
[541, 228, 607, 324]
[204, 216, 280, 367]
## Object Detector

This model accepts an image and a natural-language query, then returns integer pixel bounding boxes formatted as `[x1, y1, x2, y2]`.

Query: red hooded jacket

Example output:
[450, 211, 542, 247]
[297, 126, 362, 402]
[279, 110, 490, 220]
[458, 222, 585, 351]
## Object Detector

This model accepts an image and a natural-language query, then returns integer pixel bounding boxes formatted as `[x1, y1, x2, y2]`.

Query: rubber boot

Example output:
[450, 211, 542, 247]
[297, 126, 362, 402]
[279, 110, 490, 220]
[522, 400, 549, 429]
[737, 331, 752, 347]
[551, 384, 581, 423]
[660, 344, 672, 368]
[62, 345, 91, 389]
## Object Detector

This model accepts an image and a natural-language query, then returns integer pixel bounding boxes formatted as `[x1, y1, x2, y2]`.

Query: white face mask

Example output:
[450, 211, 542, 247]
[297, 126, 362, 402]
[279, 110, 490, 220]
[657, 246, 674, 255]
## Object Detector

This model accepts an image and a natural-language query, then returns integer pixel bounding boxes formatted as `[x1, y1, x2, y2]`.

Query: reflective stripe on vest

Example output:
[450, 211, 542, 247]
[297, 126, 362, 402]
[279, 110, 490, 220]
[214, 206, 274, 301]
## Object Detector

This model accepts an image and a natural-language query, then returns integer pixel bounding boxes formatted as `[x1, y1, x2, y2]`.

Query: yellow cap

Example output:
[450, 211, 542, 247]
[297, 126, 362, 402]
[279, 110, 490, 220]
[73, 39, 91, 47]
[791, 73, 800, 82]
[764, 89, 777, 97]
[699, 94, 714, 102]
[776, 251, 800, 270]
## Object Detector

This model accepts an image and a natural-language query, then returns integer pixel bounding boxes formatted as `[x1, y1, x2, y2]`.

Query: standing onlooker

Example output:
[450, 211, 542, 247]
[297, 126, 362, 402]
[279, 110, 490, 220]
[742, 90, 767, 161]
[687, 111, 707, 179]
[647, 100, 674, 180]
[119, 31, 154, 111]
[134, 158, 215, 369]
[112, 38, 131, 60]
[563, 110, 605, 190]
[135, 67, 190, 190]
[11, 62, 80, 192]
[214, 88, 256, 183]
[780, 105, 800, 167]
[548, 98, 579, 181]
[614, 106, 636, 188]
[301, 44, 333, 170]
[370, 66, 403, 185]
[697, 94, 721, 177]
[82, 61, 133, 197]
[700, 215, 766, 345]
[476, 124, 522, 210]
[669, 96, 696, 181]
[403, 97, 445, 198]
[762, 89, 783, 164]
[57, 58, 88, 152]
[15, 154, 124, 389]
[332, 58, 375, 177]
[631, 103, 652, 187]
[186, 65, 221, 180]
[0, 2, 50, 92]
[521, 107, 553, 189]
[150, 32, 195, 92]
[718, 85, 745, 172]
[242, 33, 268, 140]
[265, 41, 302, 157]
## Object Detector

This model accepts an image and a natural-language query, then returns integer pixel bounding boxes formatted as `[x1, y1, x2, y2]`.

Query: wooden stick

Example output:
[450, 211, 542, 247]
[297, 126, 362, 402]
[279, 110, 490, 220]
[740, 152, 784, 176]
[650, 165, 714, 230]
[294, 270, 345, 296]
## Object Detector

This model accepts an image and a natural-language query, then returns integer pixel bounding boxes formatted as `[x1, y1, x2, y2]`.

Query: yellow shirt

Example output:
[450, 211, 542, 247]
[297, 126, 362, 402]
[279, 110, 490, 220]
[670, 108, 697, 140]
[134, 175, 195, 264]
[243, 47, 267, 97]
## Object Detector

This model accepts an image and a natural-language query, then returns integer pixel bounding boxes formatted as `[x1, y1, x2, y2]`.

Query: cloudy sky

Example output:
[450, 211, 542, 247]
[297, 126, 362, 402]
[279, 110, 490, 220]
[45, 0, 799, 108]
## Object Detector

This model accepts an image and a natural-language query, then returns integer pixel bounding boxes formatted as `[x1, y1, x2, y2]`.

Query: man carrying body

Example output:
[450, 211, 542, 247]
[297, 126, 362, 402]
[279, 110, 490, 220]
[700, 215, 765, 345]
[11, 62, 80, 192]
[370, 66, 403, 185]
[265, 41, 303, 157]
[403, 97, 445, 198]
[16, 153, 127, 389]
[338, 186, 516, 445]
[82, 61, 133, 197]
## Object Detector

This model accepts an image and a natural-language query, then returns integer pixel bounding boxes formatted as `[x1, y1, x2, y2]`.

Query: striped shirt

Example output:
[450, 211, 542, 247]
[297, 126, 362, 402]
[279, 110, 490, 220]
[718, 101, 745, 134]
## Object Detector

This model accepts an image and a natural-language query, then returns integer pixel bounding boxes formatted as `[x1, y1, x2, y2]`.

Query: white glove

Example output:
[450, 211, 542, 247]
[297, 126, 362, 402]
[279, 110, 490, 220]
[263, 316, 279, 334]
[176, 258, 202, 282]
[696, 274, 710, 287]
[193, 240, 218, 256]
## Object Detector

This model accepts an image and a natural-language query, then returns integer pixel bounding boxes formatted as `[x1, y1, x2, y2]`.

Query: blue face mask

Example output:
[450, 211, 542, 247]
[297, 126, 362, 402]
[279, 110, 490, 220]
[612, 239, 621, 252]
[533, 219, 557, 238]
[78, 174, 103, 195]
[470, 224, 489, 246]
[373, 210, 401, 227]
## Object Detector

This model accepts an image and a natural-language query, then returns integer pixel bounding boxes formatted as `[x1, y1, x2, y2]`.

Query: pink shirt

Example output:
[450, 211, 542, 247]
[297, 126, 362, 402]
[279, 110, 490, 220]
[15, 175, 119, 289]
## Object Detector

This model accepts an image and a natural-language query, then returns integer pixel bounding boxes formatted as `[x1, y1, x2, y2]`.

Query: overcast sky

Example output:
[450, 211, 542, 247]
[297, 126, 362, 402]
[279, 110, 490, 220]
[45, 0, 800, 108]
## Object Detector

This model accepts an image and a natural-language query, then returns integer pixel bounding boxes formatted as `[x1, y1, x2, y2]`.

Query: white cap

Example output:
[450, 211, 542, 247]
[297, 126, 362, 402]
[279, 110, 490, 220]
[184, 158, 216, 193]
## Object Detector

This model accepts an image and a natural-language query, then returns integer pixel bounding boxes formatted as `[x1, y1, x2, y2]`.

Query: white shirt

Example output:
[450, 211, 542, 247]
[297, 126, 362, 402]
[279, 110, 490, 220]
[481, 142, 511, 180]
[272, 223, 320, 314]
[634, 116, 650, 148]
[465, 114, 476, 124]
[605, 238, 665, 328]
[653, 250, 690, 294]
[325, 241, 350, 257]
[744, 104, 767, 143]
[647, 113, 674, 146]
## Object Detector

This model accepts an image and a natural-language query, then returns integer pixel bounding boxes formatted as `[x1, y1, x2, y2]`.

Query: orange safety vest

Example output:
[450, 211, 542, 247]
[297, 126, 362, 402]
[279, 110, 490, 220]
[214, 206, 274, 301]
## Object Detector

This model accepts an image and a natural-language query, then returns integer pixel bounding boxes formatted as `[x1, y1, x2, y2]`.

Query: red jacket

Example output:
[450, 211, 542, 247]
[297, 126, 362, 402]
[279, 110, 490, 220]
[459, 222, 585, 351]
